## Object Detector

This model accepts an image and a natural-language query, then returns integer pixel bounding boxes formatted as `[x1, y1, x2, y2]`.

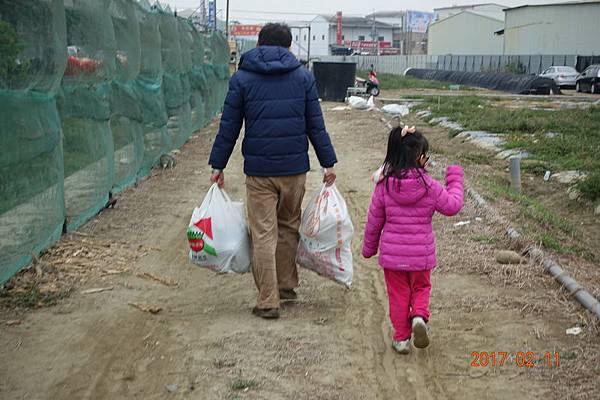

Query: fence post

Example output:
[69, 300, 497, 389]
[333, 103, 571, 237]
[510, 157, 522, 194]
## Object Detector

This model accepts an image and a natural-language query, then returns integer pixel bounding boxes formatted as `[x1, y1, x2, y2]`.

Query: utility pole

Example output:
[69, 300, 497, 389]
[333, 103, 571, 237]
[225, 0, 230, 38]
[307, 25, 311, 63]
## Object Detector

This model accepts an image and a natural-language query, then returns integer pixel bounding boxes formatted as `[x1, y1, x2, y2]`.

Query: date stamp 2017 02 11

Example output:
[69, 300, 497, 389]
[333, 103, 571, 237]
[470, 351, 560, 368]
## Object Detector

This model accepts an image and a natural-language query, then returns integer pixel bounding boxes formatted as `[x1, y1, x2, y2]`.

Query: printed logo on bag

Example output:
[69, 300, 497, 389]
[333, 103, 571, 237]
[187, 218, 217, 256]
[303, 189, 331, 237]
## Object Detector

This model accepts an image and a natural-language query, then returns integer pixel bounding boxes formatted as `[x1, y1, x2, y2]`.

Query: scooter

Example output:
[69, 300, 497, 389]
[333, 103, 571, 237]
[349, 70, 381, 98]
[366, 70, 380, 96]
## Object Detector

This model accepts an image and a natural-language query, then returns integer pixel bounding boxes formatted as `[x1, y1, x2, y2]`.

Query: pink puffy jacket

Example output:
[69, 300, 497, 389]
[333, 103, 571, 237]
[362, 166, 464, 271]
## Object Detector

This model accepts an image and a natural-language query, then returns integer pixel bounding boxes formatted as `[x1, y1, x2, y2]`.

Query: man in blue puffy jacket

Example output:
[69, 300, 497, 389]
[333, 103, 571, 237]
[208, 23, 337, 319]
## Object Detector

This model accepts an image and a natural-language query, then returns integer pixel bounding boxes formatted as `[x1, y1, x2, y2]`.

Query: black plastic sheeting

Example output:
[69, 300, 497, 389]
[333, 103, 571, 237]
[405, 68, 560, 95]
[313, 62, 356, 102]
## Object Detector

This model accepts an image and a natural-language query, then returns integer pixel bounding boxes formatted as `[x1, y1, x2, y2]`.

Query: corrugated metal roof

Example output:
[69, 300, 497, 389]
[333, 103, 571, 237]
[365, 11, 405, 18]
[318, 15, 394, 28]
[505, 0, 600, 11]
[434, 3, 507, 11]
[429, 9, 504, 27]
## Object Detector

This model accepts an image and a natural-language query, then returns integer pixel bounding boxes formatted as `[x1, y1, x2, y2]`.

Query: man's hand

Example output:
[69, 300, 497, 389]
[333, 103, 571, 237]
[210, 169, 225, 188]
[323, 167, 336, 187]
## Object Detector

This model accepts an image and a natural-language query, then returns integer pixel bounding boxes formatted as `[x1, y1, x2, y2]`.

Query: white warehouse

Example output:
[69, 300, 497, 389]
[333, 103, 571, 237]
[427, 10, 505, 55]
[503, 1, 600, 55]
[290, 15, 395, 58]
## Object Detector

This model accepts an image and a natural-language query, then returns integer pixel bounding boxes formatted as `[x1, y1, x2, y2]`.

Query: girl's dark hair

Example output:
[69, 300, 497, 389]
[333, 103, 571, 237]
[258, 23, 293, 48]
[382, 127, 430, 191]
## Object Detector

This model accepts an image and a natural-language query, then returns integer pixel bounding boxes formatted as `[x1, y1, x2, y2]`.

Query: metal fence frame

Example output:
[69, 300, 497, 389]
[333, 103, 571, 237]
[314, 54, 587, 75]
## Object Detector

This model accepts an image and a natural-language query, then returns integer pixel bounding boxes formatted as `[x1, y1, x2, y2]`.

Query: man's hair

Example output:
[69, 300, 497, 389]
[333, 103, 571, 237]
[258, 23, 292, 48]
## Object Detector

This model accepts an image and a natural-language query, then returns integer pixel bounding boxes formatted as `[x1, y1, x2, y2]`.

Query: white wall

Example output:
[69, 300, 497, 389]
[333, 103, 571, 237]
[372, 17, 403, 29]
[428, 12, 504, 55]
[330, 26, 394, 43]
[308, 18, 330, 57]
[504, 3, 600, 55]
[290, 17, 330, 58]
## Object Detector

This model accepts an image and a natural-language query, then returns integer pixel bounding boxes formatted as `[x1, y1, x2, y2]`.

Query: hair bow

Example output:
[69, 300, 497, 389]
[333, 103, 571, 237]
[401, 125, 416, 137]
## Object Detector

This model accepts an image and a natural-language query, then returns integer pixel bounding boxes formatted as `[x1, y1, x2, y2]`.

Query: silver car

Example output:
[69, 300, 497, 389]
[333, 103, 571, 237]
[540, 66, 579, 88]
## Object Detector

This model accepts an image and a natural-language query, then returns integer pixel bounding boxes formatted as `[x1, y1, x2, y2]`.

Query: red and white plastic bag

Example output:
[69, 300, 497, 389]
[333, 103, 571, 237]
[296, 184, 354, 287]
[187, 184, 251, 274]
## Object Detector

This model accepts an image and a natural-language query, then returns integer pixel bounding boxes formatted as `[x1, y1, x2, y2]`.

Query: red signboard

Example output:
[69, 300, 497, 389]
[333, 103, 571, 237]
[344, 40, 391, 49]
[231, 24, 262, 37]
[336, 11, 343, 45]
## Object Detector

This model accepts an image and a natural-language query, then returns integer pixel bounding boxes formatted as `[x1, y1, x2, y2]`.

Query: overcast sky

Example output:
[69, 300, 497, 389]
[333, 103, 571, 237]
[163, 0, 573, 22]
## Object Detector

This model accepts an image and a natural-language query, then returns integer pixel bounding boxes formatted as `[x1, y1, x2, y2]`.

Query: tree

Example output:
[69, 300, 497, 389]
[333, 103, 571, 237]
[0, 20, 29, 87]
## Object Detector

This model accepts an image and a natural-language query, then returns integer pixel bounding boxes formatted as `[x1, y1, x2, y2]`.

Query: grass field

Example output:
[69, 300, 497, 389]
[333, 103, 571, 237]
[358, 71, 474, 91]
[415, 96, 600, 200]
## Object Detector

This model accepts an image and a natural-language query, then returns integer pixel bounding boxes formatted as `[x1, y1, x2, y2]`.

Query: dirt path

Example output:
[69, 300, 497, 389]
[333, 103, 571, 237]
[1, 105, 598, 400]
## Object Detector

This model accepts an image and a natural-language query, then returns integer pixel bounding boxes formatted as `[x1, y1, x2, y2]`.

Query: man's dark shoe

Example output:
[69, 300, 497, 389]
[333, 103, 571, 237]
[252, 307, 280, 319]
[279, 289, 297, 301]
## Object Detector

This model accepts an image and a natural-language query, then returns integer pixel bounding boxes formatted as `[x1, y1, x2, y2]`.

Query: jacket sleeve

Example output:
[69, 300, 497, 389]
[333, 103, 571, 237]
[305, 72, 337, 168]
[208, 74, 244, 170]
[362, 183, 386, 258]
[434, 165, 465, 216]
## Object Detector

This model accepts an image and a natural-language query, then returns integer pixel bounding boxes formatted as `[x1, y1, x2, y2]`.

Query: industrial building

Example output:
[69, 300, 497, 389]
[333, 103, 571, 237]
[427, 9, 505, 55]
[365, 11, 432, 55]
[291, 15, 395, 58]
[503, 1, 600, 55]
[365, 11, 404, 49]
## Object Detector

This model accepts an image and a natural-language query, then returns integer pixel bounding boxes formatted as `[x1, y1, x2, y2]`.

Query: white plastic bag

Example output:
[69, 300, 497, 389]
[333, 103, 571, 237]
[187, 184, 251, 274]
[348, 96, 368, 110]
[381, 104, 409, 116]
[371, 165, 384, 184]
[347, 95, 375, 111]
[366, 95, 375, 109]
[296, 184, 354, 287]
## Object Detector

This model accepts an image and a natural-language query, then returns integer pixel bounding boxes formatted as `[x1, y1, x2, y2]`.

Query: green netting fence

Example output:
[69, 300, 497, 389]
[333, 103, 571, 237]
[0, 0, 229, 284]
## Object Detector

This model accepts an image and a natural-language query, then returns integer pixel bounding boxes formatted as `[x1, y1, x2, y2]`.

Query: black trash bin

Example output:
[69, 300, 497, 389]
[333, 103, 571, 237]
[312, 61, 356, 102]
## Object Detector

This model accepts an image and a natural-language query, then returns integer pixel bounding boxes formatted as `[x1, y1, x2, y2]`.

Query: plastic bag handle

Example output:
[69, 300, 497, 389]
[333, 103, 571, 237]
[207, 183, 233, 203]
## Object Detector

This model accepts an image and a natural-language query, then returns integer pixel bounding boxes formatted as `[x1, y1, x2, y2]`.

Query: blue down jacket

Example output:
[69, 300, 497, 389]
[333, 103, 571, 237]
[208, 46, 337, 176]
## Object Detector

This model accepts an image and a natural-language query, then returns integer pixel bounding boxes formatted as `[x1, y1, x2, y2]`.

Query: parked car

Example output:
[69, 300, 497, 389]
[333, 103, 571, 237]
[539, 66, 578, 88]
[330, 46, 354, 56]
[575, 64, 600, 94]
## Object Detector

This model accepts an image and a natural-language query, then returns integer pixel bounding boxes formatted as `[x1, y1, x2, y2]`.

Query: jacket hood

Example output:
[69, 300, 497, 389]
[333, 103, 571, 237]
[239, 46, 301, 75]
[382, 170, 430, 206]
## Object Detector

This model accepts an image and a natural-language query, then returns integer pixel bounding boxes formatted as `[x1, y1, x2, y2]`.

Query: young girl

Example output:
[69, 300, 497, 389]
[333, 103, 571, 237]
[362, 125, 464, 354]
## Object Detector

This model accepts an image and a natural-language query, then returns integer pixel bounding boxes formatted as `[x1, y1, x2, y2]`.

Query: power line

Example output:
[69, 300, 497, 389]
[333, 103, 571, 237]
[230, 9, 364, 17]
[230, 17, 312, 23]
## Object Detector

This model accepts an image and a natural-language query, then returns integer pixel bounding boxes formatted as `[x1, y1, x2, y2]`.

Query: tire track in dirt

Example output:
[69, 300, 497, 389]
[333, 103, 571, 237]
[334, 117, 436, 400]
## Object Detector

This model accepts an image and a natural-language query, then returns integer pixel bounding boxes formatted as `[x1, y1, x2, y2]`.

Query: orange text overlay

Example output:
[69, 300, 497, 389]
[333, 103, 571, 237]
[470, 351, 560, 368]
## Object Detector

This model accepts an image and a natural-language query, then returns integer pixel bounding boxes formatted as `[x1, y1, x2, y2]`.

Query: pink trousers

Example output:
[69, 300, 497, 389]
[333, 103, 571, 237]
[383, 269, 432, 341]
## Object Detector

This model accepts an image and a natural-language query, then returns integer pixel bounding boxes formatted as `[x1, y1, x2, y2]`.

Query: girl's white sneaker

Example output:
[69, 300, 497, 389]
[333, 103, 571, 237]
[392, 339, 411, 354]
[412, 317, 430, 349]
